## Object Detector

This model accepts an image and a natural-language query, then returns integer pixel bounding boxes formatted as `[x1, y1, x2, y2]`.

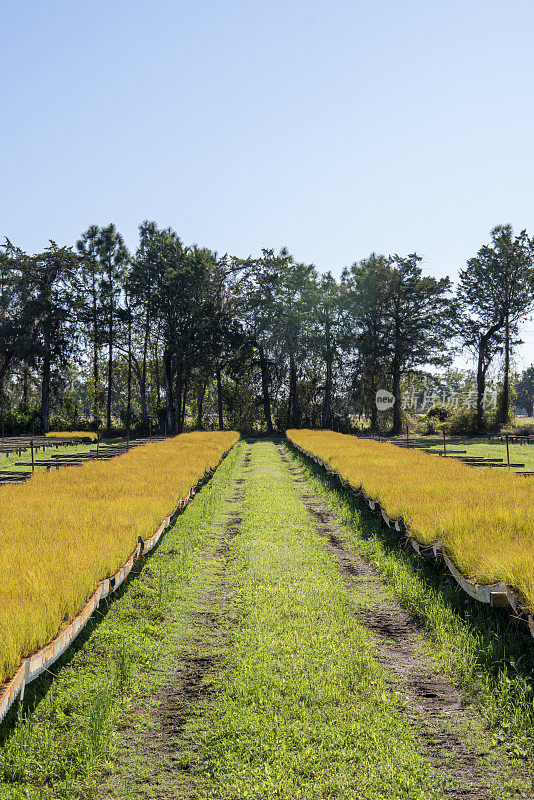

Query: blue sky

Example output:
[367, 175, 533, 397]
[1, 0, 533, 369]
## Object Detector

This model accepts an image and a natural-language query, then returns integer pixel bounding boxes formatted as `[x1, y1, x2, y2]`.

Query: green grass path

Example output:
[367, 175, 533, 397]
[193, 441, 441, 799]
[7, 438, 526, 799]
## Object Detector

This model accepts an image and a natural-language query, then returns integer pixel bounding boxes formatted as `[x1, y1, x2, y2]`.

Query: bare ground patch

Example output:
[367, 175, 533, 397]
[278, 444, 532, 800]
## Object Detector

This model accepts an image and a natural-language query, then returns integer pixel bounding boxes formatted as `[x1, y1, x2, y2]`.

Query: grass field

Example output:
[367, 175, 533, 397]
[0, 438, 245, 799]
[0, 442, 444, 799]
[0, 431, 238, 686]
[0, 440, 117, 473]
[391, 435, 534, 473]
[196, 441, 442, 799]
[288, 445, 534, 763]
[287, 429, 534, 611]
[1, 439, 532, 798]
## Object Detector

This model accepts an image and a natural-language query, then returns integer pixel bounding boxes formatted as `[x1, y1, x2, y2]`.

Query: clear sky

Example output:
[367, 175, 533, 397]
[1, 0, 533, 369]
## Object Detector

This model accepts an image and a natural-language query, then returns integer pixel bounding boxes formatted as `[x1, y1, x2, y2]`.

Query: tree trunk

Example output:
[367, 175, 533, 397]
[289, 355, 299, 428]
[174, 360, 183, 435]
[41, 353, 50, 434]
[258, 345, 273, 435]
[91, 269, 99, 425]
[476, 317, 504, 432]
[391, 360, 402, 435]
[164, 348, 175, 434]
[0, 360, 10, 422]
[139, 376, 148, 427]
[370, 382, 378, 431]
[216, 364, 224, 430]
[154, 334, 161, 418]
[0, 377, 4, 433]
[126, 307, 132, 433]
[478, 357, 487, 431]
[497, 315, 511, 426]
[0, 355, 14, 428]
[321, 354, 333, 428]
[140, 302, 150, 425]
[286, 361, 293, 430]
[181, 371, 188, 433]
[197, 379, 207, 430]
[21, 363, 29, 412]
[106, 285, 113, 434]
[391, 295, 403, 435]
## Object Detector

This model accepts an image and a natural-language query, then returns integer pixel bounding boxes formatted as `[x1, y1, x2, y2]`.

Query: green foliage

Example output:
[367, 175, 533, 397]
[418, 403, 451, 434]
[2, 222, 534, 438]
[223, 380, 261, 432]
[514, 422, 534, 435]
[344, 253, 453, 433]
[0, 407, 40, 435]
[447, 407, 483, 435]
[516, 365, 534, 417]
[457, 225, 534, 429]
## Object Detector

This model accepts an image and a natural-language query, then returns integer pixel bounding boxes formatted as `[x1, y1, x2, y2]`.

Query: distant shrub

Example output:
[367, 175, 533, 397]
[0, 408, 40, 435]
[352, 417, 372, 433]
[49, 414, 94, 434]
[448, 407, 482, 435]
[419, 404, 451, 434]
[513, 423, 534, 436]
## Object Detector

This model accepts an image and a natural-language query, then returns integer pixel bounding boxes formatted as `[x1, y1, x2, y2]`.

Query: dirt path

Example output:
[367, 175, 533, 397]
[277, 442, 532, 800]
[98, 445, 251, 800]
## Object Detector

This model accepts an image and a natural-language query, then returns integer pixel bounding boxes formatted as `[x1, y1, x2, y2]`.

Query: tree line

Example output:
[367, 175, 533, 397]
[1, 222, 534, 437]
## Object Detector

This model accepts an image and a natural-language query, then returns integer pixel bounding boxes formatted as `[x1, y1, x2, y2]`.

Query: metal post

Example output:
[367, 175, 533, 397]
[378, 420, 381, 442]
[127, 430, 130, 451]
[96, 435, 99, 460]
[506, 434, 510, 469]
[443, 430, 446, 457]
[406, 424, 409, 447]
[31, 439, 34, 473]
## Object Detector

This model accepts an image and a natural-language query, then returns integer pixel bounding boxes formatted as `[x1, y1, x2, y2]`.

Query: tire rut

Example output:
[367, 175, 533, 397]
[99, 447, 251, 800]
[155, 453, 249, 784]
[277, 443, 531, 800]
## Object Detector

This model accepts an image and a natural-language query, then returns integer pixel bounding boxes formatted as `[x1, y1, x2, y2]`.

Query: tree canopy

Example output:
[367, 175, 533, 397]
[1, 221, 532, 436]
